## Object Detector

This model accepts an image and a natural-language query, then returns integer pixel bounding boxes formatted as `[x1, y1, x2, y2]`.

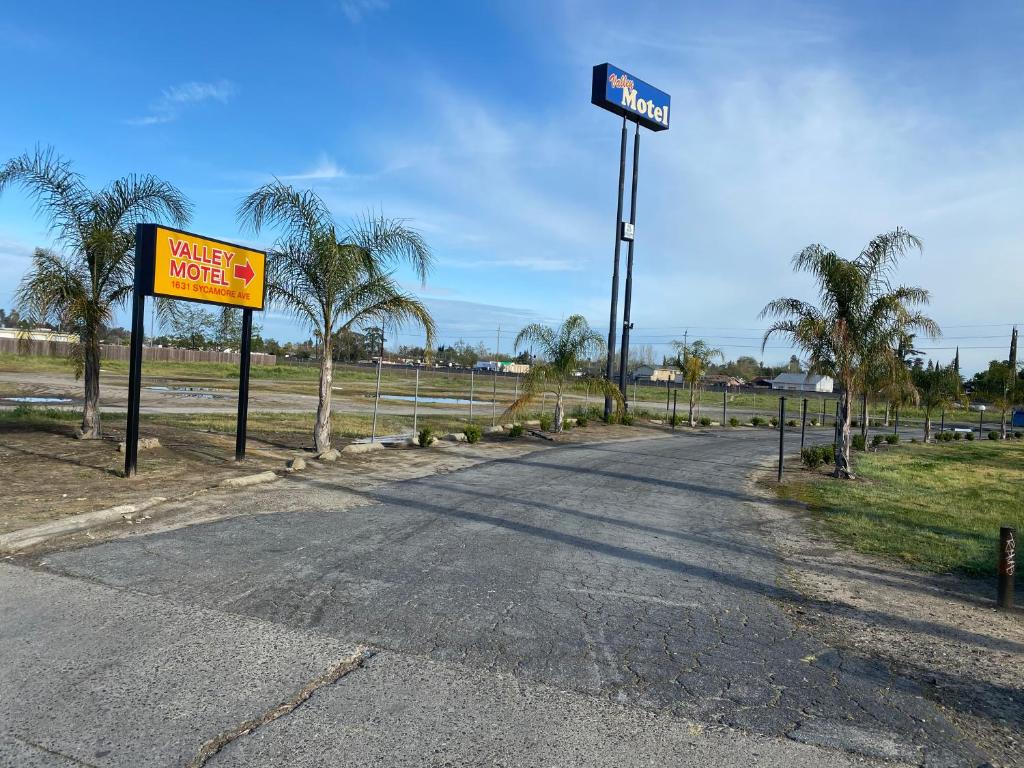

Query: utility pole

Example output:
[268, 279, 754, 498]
[371, 323, 385, 443]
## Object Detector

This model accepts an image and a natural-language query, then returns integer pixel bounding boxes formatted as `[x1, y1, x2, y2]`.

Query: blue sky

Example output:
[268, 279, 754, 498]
[1, 0, 1022, 374]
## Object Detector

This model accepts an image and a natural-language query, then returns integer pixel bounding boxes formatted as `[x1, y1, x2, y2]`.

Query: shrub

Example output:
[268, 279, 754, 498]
[576, 416, 588, 428]
[965, 431, 975, 441]
[1015, 431, 1022, 439]
[632, 408, 655, 419]
[562, 418, 573, 431]
[786, 419, 798, 427]
[871, 434, 884, 447]
[670, 414, 685, 427]
[987, 430, 999, 441]
[539, 414, 553, 432]
[699, 416, 712, 427]
[464, 424, 481, 443]
[508, 424, 524, 438]
[809, 418, 819, 426]
[852, 434, 866, 451]
[621, 413, 634, 426]
[751, 416, 765, 427]
[417, 427, 433, 447]
[940, 431, 953, 442]
[801, 447, 823, 469]
[729, 417, 739, 427]
[820, 445, 835, 464]
[954, 432, 963, 441]
[910, 437, 918, 443]
[885, 433, 899, 444]
[769, 417, 779, 427]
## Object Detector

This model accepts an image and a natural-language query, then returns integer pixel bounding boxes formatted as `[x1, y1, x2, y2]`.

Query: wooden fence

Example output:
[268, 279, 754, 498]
[0, 338, 276, 365]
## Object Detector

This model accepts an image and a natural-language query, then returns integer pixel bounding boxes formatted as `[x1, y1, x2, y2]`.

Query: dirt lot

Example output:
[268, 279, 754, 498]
[0, 416, 671, 539]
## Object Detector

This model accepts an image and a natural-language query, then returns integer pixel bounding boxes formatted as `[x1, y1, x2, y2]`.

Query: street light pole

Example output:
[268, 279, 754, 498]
[603, 116, 628, 421]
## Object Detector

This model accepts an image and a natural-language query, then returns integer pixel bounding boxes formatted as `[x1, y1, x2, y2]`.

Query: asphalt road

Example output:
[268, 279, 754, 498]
[2, 430, 988, 766]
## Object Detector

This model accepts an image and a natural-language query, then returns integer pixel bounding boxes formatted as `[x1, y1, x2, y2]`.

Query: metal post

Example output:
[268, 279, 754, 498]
[617, 120, 640, 404]
[234, 308, 253, 460]
[370, 328, 384, 442]
[469, 369, 475, 423]
[800, 397, 808, 450]
[722, 386, 727, 426]
[632, 380, 637, 408]
[124, 286, 146, 478]
[979, 409, 984, 436]
[997, 526, 1016, 610]
[413, 367, 420, 435]
[778, 396, 786, 482]
[940, 409, 945, 434]
[604, 115, 628, 421]
[894, 406, 899, 435]
[672, 390, 678, 430]
[666, 380, 670, 413]
[821, 398, 826, 425]
[492, 369, 497, 426]
[833, 400, 840, 447]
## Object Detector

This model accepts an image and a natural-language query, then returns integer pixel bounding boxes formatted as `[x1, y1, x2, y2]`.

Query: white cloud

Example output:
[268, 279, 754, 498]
[280, 156, 348, 181]
[340, 0, 389, 23]
[128, 79, 235, 126]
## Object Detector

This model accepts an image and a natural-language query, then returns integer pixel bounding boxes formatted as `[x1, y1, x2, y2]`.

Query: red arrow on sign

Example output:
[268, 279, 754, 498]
[233, 259, 255, 287]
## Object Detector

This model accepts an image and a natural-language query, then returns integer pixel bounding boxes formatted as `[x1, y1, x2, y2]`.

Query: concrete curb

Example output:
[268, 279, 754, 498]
[0, 497, 168, 553]
[219, 471, 280, 488]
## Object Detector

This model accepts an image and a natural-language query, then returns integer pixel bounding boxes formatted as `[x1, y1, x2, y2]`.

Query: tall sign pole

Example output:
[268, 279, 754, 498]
[603, 116, 628, 421]
[591, 63, 670, 419]
[617, 120, 640, 405]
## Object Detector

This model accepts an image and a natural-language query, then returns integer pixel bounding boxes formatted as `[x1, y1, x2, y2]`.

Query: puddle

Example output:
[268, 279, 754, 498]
[3, 396, 73, 404]
[379, 394, 490, 406]
[146, 386, 218, 399]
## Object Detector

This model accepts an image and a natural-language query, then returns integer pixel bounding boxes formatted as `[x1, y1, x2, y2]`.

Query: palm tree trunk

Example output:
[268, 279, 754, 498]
[834, 390, 854, 479]
[80, 338, 102, 439]
[314, 334, 333, 452]
[924, 414, 931, 443]
[554, 393, 564, 433]
[688, 386, 696, 427]
[1000, 409, 1007, 439]
[884, 402, 890, 427]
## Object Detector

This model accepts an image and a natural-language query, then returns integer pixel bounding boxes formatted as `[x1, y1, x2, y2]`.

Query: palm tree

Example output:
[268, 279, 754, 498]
[1, 147, 191, 438]
[504, 315, 621, 432]
[672, 339, 723, 426]
[760, 229, 939, 478]
[238, 181, 435, 452]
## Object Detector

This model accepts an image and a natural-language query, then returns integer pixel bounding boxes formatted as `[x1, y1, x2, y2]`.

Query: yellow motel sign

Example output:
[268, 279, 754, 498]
[141, 225, 266, 310]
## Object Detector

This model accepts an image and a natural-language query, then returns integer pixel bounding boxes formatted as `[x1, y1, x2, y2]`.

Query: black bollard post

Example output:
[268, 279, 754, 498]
[998, 526, 1016, 610]
[800, 397, 808, 450]
[778, 396, 786, 482]
[672, 390, 678, 431]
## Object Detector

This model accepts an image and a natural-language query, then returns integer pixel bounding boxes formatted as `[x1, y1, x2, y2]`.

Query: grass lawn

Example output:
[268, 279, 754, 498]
[783, 440, 1024, 576]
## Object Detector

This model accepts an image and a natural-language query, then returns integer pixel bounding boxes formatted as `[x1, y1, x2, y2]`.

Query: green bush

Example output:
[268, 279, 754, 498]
[576, 416, 588, 428]
[670, 414, 685, 427]
[801, 447, 823, 469]
[987, 430, 999, 441]
[1014, 431, 1022, 439]
[728, 417, 739, 427]
[699, 416, 712, 427]
[562, 418, 573, 431]
[620, 413, 634, 426]
[965, 431, 975, 441]
[910, 437, 918, 443]
[417, 427, 433, 447]
[786, 419, 798, 427]
[539, 414, 553, 432]
[852, 434, 866, 451]
[751, 416, 765, 427]
[464, 424, 482, 443]
[820, 445, 835, 464]
[769, 416, 779, 427]
[632, 408, 655, 419]
[508, 424, 524, 438]
[940, 431, 953, 442]
[871, 434, 884, 447]
[954, 432, 963, 441]
[809, 418, 819, 426]
[885, 433, 899, 444]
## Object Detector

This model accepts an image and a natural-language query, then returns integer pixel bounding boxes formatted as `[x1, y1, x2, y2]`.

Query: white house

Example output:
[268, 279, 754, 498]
[770, 373, 834, 393]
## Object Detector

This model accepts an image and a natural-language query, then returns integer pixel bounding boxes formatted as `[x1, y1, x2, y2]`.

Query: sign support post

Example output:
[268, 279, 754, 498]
[617, 120, 640, 405]
[603, 116, 627, 421]
[124, 275, 146, 478]
[235, 308, 253, 461]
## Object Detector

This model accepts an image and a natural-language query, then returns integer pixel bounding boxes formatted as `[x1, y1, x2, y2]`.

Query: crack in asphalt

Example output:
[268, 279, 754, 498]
[185, 647, 374, 768]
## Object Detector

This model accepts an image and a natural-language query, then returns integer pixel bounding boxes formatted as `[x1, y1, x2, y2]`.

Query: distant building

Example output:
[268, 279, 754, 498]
[770, 373, 834, 393]
[703, 374, 743, 388]
[632, 366, 676, 383]
[474, 360, 531, 374]
[0, 327, 79, 343]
